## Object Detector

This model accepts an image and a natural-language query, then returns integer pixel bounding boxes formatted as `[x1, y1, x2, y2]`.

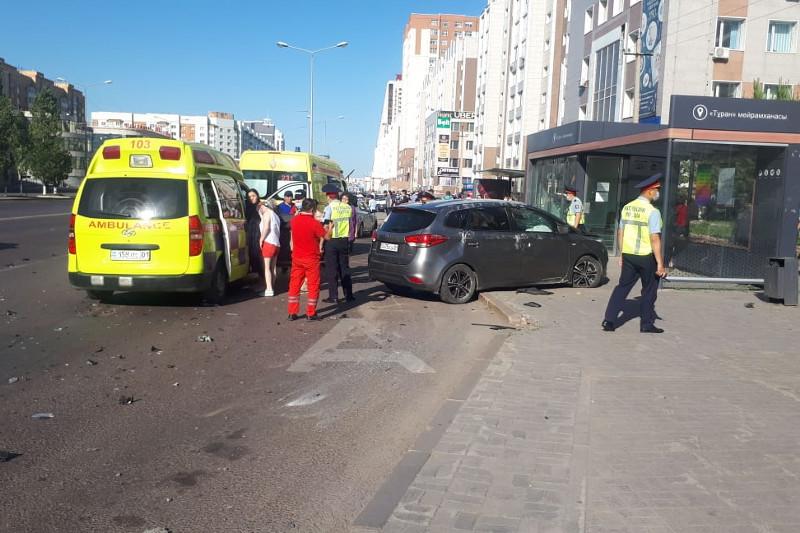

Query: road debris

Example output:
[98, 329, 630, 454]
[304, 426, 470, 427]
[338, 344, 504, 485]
[31, 412, 55, 419]
[524, 302, 542, 308]
[471, 323, 518, 331]
[0, 450, 21, 462]
[118, 395, 138, 405]
[225, 312, 239, 316]
[53, 327, 64, 332]
[516, 288, 553, 296]
[5, 309, 17, 317]
[7, 376, 19, 384]
[86, 359, 98, 366]
[172, 382, 179, 387]
[150, 346, 163, 354]
[142, 527, 171, 533]
[196, 335, 213, 343]
[745, 303, 755, 309]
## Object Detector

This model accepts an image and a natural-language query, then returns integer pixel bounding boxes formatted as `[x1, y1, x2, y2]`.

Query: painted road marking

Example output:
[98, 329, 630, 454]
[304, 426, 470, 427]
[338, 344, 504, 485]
[288, 318, 435, 374]
[0, 212, 71, 222]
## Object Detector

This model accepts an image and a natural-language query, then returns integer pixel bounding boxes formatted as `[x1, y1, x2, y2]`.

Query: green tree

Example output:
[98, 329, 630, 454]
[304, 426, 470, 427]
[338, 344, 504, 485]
[775, 78, 795, 101]
[0, 84, 31, 191]
[752, 78, 765, 100]
[26, 89, 71, 192]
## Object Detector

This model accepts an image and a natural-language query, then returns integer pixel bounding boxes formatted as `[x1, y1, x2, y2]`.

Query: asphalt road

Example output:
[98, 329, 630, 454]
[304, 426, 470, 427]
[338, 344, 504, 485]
[0, 200, 506, 532]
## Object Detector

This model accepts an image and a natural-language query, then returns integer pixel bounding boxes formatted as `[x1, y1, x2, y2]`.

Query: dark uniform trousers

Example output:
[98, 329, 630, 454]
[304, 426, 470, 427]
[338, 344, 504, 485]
[324, 237, 353, 300]
[603, 253, 659, 328]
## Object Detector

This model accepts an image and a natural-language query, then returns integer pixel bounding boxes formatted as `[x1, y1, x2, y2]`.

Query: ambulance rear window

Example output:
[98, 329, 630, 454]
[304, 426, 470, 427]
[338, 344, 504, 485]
[78, 178, 188, 220]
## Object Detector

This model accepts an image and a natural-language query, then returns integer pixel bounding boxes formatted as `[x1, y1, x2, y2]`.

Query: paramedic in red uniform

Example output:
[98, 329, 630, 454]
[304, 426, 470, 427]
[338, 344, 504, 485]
[287, 198, 332, 321]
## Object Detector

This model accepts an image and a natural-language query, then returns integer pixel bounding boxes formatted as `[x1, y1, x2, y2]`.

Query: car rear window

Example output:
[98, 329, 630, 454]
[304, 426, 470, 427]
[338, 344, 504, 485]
[381, 208, 436, 233]
[78, 178, 188, 220]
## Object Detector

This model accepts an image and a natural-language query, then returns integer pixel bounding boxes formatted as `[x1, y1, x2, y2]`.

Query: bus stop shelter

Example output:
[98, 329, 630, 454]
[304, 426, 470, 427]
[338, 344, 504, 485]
[524, 95, 800, 282]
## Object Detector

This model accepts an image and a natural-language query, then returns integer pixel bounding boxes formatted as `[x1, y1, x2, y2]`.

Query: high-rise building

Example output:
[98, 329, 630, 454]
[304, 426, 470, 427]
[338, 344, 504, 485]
[474, 0, 507, 174]
[395, 13, 480, 188]
[371, 76, 403, 188]
[418, 35, 479, 191]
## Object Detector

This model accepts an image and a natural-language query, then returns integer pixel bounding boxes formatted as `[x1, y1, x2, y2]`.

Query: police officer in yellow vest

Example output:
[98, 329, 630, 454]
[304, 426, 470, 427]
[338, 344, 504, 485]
[602, 173, 667, 333]
[564, 185, 583, 229]
[322, 184, 355, 304]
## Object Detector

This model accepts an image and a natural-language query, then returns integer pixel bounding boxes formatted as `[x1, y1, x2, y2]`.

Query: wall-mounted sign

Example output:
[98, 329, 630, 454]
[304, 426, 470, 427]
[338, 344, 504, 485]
[436, 116, 451, 129]
[639, 0, 663, 120]
[437, 143, 450, 160]
[670, 95, 799, 133]
[437, 167, 459, 176]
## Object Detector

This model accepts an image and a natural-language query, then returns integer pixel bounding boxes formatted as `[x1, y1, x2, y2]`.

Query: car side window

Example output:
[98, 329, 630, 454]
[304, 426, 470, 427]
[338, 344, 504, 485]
[510, 207, 554, 233]
[466, 207, 511, 232]
[444, 209, 468, 229]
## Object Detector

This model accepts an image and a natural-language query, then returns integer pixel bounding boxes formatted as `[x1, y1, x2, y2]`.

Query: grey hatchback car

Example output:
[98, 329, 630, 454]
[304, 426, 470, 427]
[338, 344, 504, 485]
[368, 199, 608, 304]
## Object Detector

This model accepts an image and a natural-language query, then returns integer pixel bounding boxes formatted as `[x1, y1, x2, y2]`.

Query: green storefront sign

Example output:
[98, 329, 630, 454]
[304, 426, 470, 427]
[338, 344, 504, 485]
[437, 116, 451, 129]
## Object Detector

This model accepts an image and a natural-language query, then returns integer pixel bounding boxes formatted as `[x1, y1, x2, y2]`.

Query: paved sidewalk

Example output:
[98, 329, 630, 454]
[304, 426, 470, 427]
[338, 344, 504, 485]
[373, 266, 800, 533]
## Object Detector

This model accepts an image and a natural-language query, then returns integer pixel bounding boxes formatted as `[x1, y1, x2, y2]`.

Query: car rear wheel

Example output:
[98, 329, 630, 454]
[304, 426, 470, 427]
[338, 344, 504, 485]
[440, 264, 477, 304]
[571, 255, 603, 288]
[204, 261, 228, 305]
[86, 290, 113, 302]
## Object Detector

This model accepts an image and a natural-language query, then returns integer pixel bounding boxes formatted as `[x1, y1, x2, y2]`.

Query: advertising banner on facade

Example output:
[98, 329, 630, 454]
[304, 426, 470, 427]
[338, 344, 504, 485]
[639, 0, 663, 119]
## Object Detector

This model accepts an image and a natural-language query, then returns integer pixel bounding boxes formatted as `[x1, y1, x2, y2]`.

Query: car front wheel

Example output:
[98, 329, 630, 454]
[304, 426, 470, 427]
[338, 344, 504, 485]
[440, 264, 477, 304]
[571, 255, 603, 288]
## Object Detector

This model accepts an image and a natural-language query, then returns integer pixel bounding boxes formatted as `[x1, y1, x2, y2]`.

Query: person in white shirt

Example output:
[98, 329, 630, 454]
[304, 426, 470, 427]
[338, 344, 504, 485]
[260, 203, 282, 297]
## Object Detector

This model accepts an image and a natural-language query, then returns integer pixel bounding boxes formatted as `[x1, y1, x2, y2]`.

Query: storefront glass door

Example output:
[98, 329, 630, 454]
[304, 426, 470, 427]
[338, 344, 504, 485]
[584, 156, 623, 252]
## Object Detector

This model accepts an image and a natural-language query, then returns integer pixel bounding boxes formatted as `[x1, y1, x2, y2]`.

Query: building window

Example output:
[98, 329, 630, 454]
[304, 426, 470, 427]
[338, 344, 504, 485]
[466, 140, 474, 150]
[713, 81, 740, 98]
[584, 7, 593, 34]
[581, 56, 590, 84]
[431, 19, 438, 26]
[443, 21, 449, 28]
[465, 21, 473, 28]
[465, 31, 473, 36]
[767, 21, 796, 53]
[455, 21, 463, 28]
[716, 18, 745, 50]
[763, 83, 795, 99]
[441, 30, 448, 37]
[431, 29, 438, 36]
[450, 140, 459, 149]
[626, 30, 639, 62]
[463, 158, 472, 168]
[623, 89, 634, 118]
[598, 0, 608, 25]
[612, 0, 623, 17]
[450, 158, 459, 167]
[592, 40, 620, 121]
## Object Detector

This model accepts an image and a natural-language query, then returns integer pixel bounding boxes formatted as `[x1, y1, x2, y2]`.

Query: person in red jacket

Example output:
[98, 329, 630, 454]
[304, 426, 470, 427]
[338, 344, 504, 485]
[287, 198, 332, 321]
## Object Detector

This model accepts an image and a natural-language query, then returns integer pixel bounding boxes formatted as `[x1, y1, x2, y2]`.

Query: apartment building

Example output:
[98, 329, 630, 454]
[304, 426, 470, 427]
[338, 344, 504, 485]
[417, 35, 479, 190]
[371, 76, 403, 186]
[395, 13, 480, 188]
[475, 0, 507, 173]
[91, 111, 273, 159]
[558, 0, 800, 125]
[239, 119, 284, 151]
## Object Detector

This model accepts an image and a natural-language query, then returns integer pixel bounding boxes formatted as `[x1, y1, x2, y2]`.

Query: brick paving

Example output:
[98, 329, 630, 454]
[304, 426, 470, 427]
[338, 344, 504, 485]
[375, 267, 800, 533]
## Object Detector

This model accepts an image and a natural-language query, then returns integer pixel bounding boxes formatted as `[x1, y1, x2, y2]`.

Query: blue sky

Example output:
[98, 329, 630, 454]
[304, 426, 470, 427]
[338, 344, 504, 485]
[1, 0, 486, 177]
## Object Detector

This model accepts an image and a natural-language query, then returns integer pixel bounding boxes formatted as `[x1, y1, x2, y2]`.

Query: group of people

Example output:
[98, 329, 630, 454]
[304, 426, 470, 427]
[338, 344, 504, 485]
[244, 184, 358, 321]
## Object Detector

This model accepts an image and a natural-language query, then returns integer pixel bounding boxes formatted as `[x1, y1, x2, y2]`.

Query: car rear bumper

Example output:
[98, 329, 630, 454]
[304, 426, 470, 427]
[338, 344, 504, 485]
[368, 256, 440, 293]
[69, 272, 210, 293]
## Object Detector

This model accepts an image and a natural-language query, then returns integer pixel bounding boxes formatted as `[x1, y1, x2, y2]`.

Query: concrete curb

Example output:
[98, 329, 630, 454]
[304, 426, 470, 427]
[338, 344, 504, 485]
[0, 195, 74, 201]
[479, 292, 538, 329]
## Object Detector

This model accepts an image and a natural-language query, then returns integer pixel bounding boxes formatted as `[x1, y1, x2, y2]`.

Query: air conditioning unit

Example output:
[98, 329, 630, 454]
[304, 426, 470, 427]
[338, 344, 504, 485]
[579, 80, 589, 88]
[712, 47, 730, 60]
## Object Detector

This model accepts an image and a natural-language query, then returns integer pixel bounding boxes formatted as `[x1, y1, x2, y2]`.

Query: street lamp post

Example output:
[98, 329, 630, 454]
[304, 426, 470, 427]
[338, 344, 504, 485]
[276, 41, 347, 154]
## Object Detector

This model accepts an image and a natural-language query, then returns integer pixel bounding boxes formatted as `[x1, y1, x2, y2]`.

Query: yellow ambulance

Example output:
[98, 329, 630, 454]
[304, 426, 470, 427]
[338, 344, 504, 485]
[68, 138, 250, 303]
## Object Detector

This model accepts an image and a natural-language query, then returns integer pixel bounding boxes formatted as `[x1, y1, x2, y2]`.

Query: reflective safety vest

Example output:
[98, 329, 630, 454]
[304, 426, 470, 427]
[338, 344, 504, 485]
[329, 200, 352, 239]
[566, 197, 582, 227]
[620, 197, 659, 256]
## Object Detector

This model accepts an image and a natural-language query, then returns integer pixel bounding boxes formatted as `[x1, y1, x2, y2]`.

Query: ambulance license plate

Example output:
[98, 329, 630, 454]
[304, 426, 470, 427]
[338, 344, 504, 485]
[379, 242, 399, 252]
[110, 250, 150, 261]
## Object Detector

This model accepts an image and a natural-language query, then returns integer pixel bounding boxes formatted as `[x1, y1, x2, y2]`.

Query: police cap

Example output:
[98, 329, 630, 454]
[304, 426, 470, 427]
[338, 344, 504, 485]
[321, 183, 342, 194]
[564, 185, 577, 194]
[634, 173, 663, 191]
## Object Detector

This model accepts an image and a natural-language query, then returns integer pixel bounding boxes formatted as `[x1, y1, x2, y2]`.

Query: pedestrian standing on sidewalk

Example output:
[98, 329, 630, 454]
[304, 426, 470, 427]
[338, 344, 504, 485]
[321, 184, 355, 304]
[260, 201, 282, 297]
[245, 189, 266, 291]
[341, 192, 359, 250]
[287, 198, 332, 321]
[564, 185, 583, 229]
[602, 173, 667, 333]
